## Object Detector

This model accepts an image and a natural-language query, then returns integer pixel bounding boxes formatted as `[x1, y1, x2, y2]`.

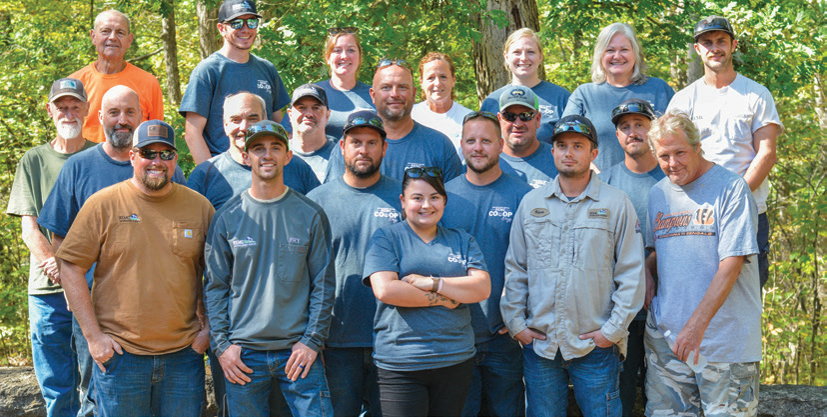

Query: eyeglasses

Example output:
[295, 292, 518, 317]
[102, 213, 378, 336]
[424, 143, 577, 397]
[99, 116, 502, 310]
[376, 58, 413, 73]
[553, 120, 594, 138]
[611, 102, 654, 120]
[246, 122, 288, 140]
[136, 148, 177, 161]
[404, 166, 443, 179]
[328, 27, 358, 36]
[226, 18, 259, 30]
[500, 111, 537, 122]
[463, 111, 498, 125]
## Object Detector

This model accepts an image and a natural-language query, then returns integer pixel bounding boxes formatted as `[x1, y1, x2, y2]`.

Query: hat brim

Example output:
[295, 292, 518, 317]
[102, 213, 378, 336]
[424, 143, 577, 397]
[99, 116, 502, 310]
[50, 92, 87, 103]
[611, 110, 655, 126]
[245, 131, 289, 150]
[134, 139, 177, 151]
[693, 28, 735, 41]
[222, 12, 262, 22]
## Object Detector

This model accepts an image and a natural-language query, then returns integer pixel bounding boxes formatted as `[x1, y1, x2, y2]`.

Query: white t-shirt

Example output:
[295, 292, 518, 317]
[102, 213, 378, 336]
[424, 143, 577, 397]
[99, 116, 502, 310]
[668, 73, 784, 213]
[411, 100, 473, 157]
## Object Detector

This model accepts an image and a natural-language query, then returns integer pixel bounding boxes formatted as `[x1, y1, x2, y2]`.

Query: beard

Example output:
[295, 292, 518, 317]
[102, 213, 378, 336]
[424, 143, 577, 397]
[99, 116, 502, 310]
[140, 168, 170, 191]
[56, 120, 82, 139]
[377, 102, 410, 123]
[105, 123, 134, 149]
[465, 154, 499, 175]
[345, 156, 382, 179]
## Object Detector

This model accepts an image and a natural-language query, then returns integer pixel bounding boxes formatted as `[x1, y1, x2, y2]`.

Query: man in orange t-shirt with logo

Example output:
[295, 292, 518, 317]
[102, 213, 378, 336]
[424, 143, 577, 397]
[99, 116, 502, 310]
[69, 9, 164, 143]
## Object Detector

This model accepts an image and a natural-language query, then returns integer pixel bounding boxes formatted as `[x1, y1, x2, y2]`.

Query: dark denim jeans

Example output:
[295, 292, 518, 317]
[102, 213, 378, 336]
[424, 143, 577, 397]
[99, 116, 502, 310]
[29, 293, 79, 417]
[619, 320, 646, 416]
[93, 346, 205, 417]
[323, 346, 381, 417]
[462, 332, 525, 417]
[225, 348, 332, 417]
[523, 344, 621, 417]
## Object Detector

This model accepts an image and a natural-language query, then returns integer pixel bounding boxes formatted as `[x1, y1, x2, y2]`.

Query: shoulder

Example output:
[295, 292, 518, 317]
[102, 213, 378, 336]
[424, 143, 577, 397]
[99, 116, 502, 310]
[287, 189, 327, 216]
[536, 80, 571, 96]
[412, 122, 450, 142]
[124, 63, 160, 82]
[306, 179, 339, 201]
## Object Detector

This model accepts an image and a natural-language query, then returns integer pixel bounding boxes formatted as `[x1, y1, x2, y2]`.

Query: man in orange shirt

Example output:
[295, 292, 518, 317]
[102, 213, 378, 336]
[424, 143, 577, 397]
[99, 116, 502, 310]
[69, 9, 164, 142]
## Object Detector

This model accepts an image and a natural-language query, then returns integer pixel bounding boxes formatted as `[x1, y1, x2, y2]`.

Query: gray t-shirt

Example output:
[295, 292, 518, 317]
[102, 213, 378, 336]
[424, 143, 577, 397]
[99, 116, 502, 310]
[282, 79, 375, 139]
[204, 189, 334, 357]
[646, 164, 761, 363]
[499, 141, 558, 189]
[363, 221, 487, 371]
[442, 173, 532, 342]
[307, 175, 402, 347]
[290, 136, 337, 183]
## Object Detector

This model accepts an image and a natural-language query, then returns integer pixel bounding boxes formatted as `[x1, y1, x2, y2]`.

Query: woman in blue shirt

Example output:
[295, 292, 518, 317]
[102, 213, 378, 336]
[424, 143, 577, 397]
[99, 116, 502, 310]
[364, 167, 490, 417]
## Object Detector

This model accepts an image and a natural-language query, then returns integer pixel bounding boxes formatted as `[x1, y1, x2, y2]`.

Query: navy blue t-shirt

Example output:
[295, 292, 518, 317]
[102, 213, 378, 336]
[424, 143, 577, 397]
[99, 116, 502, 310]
[187, 151, 319, 211]
[283, 79, 374, 139]
[306, 175, 402, 347]
[363, 221, 487, 371]
[499, 141, 558, 189]
[481, 80, 571, 144]
[442, 173, 532, 342]
[290, 136, 337, 183]
[325, 122, 463, 183]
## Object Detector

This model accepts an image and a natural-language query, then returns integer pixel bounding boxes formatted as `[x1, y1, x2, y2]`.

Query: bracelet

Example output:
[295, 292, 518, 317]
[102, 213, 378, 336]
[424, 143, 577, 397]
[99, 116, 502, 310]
[437, 277, 444, 293]
[430, 276, 439, 292]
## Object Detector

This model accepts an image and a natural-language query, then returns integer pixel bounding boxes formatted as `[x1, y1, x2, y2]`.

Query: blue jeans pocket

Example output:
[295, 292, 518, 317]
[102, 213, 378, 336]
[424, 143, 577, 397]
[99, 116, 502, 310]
[101, 354, 119, 374]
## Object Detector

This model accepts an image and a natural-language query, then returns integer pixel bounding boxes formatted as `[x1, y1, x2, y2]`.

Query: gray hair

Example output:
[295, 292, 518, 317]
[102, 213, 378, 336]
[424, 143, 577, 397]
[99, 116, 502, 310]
[590, 23, 648, 85]
[223, 92, 268, 121]
[94, 9, 131, 34]
[648, 110, 702, 152]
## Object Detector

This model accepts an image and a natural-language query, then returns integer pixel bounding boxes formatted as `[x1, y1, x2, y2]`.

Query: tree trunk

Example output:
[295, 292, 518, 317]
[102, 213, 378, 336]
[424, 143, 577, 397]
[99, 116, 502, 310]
[684, 44, 703, 89]
[197, 0, 222, 59]
[472, 0, 542, 106]
[161, 1, 181, 105]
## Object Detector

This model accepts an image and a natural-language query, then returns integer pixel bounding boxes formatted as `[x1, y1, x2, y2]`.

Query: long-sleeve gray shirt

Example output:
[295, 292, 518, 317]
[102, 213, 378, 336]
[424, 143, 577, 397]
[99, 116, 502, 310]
[204, 189, 334, 357]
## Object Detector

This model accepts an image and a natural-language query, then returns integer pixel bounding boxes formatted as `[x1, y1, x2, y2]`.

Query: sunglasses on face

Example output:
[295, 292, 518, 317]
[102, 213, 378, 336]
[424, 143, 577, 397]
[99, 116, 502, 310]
[246, 123, 288, 139]
[611, 102, 654, 120]
[463, 111, 498, 125]
[226, 18, 259, 30]
[405, 166, 443, 179]
[376, 58, 413, 73]
[500, 111, 537, 122]
[347, 115, 384, 130]
[328, 27, 358, 36]
[553, 120, 594, 137]
[136, 148, 176, 161]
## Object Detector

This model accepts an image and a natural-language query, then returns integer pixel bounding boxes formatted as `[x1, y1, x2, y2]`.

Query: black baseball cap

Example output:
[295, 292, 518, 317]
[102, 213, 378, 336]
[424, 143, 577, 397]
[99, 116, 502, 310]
[343, 110, 386, 140]
[291, 84, 328, 108]
[694, 16, 735, 41]
[550, 115, 598, 148]
[133, 120, 177, 150]
[219, 0, 261, 22]
[611, 99, 656, 126]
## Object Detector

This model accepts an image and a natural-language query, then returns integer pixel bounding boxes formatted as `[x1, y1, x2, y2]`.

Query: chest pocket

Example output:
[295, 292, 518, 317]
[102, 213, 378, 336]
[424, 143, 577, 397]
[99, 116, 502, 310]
[524, 217, 559, 270]
[278, 243, 309, 282]
[172, 222, 205, 259]
[572, 219, 613, 272]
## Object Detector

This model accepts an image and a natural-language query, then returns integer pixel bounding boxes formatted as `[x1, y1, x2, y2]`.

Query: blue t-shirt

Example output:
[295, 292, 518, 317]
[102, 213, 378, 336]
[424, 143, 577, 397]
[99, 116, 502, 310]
[290, 136, 337, 183]
[38, 144, 186, 237]
[283, 79, 374, 139]
[187, 151, 320, 211]
[325, 122, 463, 183]
[442, 173, 532, 342]
[306, 175, 402, 347]
[481, 80, 571, 144]
[363, 221, 487, 371]
[179, 52, 291, 156]
[499, 141, 558, 189]
[562, 77, 674, 170]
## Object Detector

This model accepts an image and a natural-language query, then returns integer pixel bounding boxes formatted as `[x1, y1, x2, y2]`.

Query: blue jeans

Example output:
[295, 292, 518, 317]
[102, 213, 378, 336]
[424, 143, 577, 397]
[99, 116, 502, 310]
[93, 347, 205, 417]
[29, 293, 79, 417]
[73, 262, 98, 417]
[323, 346, 381, 417]
[225, 348, 332, 417]
[523, 344, 621, 417]
[462, 332, 525, 417]
[758, 212, 769, 288]
[207, 347, 293, 417]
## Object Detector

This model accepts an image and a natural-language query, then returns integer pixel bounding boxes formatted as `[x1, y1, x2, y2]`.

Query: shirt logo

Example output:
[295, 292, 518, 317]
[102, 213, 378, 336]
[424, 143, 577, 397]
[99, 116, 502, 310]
[374, 207, 400, 222]
[59, 80, 77, 89]
[694, 207, 715, 225]
[489, 206, 514, 223]
[510, 89, 525, 97]
[184, 229, 193, 238]
[652, 209, 716, 240]
[288, 237, 301, 244]
[531, 208, 549, 217]
[118, 214, 141, 223]
[588, 208, 609, 219]
[539, 104, 556, 119]
[232, 236, 257, 248]
[257, 80, 272, 94]
[447, 252, 467, 268]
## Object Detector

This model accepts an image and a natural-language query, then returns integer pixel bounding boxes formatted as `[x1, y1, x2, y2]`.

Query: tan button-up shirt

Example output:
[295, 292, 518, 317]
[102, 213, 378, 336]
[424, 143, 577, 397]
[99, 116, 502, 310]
[500, 173, 644, 361]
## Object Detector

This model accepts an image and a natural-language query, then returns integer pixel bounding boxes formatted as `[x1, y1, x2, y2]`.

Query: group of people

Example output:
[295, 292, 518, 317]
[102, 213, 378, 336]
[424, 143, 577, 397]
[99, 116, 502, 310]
[7, 0, 782, 415]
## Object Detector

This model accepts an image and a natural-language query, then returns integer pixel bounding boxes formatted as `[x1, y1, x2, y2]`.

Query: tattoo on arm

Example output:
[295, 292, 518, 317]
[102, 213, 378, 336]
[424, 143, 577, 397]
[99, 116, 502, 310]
[425, 291, 458, 306]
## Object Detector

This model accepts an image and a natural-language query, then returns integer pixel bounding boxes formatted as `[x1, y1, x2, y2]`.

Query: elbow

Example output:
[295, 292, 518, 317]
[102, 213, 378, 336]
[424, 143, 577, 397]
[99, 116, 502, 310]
[467, 274, 492, 304]
[371, 284, 392, 303]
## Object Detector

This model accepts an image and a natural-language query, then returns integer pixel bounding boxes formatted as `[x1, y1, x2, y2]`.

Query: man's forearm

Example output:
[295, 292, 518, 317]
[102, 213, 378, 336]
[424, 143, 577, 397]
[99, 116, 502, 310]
[744, 124, 778, 191]
[21, 216, 53, 263]
[686, 256, 744, 333]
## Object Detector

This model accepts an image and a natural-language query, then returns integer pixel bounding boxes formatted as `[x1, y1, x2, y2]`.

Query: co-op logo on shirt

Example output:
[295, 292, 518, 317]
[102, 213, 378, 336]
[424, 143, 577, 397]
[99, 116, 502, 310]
[374, 207, 400, 222]
[232, 236, 257, 248]
[447, 252, 467, 268]
[257, 80, 272, 95]
[118, 213, 141, 223]
[489, 206, 514, 222]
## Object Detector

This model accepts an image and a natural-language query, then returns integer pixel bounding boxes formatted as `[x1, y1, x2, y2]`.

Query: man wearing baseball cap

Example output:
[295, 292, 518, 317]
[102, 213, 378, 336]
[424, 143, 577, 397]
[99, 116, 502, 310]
[599, 98, 665, 415]
[497, 84, 559, 189]
[501, 114, 644, 416]
[288, 84, 336, 182]
[6, 78, 95, 416]
[180, 0, 291, 165]
[205, 119, 335, 416]
[307, 110, 398, 416]
[668, 15, 783, 289]
[57, 120, 214, 416]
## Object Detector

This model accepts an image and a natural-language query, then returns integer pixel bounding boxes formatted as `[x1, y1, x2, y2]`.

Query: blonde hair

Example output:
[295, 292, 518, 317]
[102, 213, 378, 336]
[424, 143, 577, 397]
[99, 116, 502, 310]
[503, 28, 544, 71]
[590, 23, 648, 85]
[648, 111, 701, 152]
[324, 32, 363, 76]
[418, 52, 456, 101]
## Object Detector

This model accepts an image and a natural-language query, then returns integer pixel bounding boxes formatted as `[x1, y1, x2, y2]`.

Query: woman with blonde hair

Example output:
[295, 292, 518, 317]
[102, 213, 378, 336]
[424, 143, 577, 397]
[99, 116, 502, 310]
[480, 28, 570, 144]
[562, 22, 674, 171]
[411, 52, 472, 154]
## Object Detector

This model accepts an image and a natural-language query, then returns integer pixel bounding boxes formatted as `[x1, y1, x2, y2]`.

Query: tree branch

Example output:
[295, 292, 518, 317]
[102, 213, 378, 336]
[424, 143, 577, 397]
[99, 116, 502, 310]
[127, 48, 163, 63]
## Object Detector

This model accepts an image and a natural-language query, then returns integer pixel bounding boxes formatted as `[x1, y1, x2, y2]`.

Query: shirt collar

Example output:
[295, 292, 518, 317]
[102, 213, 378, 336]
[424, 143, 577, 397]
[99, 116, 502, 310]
[545, 171, 601, 203]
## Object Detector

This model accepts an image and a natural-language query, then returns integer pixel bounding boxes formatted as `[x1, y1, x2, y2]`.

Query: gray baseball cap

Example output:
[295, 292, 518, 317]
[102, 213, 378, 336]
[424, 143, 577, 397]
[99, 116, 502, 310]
[498, 85, 538, 112]
[49, 78, 87, 103]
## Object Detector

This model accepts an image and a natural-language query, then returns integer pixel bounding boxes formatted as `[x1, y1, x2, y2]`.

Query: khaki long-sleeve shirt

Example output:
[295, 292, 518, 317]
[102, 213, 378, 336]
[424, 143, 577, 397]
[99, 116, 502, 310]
[501, 173, 644, 361]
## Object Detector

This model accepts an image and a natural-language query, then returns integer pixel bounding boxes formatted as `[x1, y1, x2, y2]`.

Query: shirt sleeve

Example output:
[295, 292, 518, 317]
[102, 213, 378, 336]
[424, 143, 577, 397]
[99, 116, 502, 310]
[54, 197, 104, 270]
[6, 155, 36, 216]
[752, 85, 784, 135]
[179, 62, 214, 118]
[300, 208, 335, 351]
[37, 164, 80, 237]
[500, 199, 531, 337]
[362, 227, 400, 286]
[717, 177, 759, 260]
[322, 141, 345, 184]
[203, 214, 234, 358]
[561, 86, 584, 117]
